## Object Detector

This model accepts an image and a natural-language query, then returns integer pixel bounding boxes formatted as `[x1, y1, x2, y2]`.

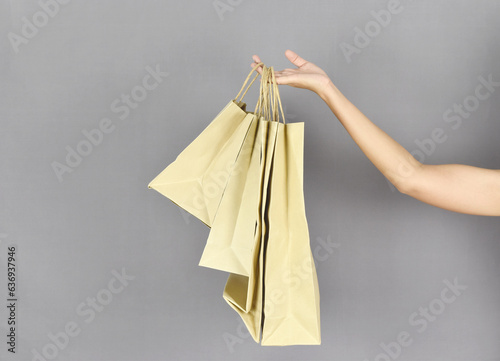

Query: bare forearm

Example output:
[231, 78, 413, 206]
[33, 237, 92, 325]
[317, 81, 500, 216]
[318, 81, 421, 191]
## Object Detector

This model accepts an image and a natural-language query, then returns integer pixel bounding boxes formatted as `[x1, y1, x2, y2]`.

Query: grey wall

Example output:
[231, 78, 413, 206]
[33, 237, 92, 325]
[1, 0, 499, 360]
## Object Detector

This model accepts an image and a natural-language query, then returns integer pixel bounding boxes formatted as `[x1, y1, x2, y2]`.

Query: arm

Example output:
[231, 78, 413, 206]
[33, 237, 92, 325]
[251, 50, 500, 216]
[319, 80, 500, 216]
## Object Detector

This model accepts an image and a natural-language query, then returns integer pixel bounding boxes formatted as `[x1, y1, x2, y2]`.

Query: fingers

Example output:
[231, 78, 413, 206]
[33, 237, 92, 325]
[249, 56, 293, 86]
[251, 63, 263, 74]
[285, 49, 308, 68]
[251, 54, 263, 74]
[273, 72, 290, 85]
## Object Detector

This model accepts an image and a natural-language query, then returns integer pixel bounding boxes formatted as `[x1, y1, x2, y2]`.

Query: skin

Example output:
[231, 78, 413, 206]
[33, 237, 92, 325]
[251, 50, 500, 216]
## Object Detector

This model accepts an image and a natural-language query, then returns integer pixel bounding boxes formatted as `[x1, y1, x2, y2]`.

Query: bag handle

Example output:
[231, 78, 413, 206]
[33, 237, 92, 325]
[235, 63, 287, 124]
[254, 65, 286, 124]
[234, 62, 264, 103]
[254, 64, 270, 119]
[269, 66, 286, 124]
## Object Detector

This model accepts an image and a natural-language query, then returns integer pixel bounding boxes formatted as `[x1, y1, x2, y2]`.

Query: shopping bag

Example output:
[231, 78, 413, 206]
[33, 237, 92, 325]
[198, 115, 261, 275]
[198, 63, 275, 276]
[147, 63, 263, 227]
[219, 65, 274, 341]
[223, 118, 280, 342]
[261, 68, 321, 345]
[222, 66, 321, 345]
[261, 120, 321, 346]
[204, 67, 278, 341]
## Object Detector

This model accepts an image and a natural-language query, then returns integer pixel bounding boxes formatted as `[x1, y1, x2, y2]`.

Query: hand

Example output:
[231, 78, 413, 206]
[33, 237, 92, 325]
[251, 50, 332, 97]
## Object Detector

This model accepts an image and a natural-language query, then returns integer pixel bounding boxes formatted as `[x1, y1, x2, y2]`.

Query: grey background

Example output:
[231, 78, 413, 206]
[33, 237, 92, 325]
[1, 0, 499, 360]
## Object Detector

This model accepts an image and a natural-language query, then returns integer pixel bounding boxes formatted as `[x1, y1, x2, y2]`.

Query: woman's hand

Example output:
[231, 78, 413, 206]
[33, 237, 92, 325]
[251, 50, 332, 97]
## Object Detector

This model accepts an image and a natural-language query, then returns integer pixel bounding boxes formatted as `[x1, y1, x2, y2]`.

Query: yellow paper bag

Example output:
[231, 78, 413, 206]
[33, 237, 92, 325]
[198, 115, 262, 275]
[223, 118, 280, 342]
[147, 63, 263, 227]
[261, 120, 321, 346]
[198, 62, 276, 276]
[221, 66, 321, 346]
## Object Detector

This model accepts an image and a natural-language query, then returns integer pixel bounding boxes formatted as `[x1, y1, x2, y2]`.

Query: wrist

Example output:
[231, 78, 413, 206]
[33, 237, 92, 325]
[317, 78, 338, 101]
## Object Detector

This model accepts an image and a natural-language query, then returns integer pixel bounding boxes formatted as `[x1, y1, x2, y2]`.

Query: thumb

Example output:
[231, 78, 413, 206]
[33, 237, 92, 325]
[285, 49, 308, 68]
